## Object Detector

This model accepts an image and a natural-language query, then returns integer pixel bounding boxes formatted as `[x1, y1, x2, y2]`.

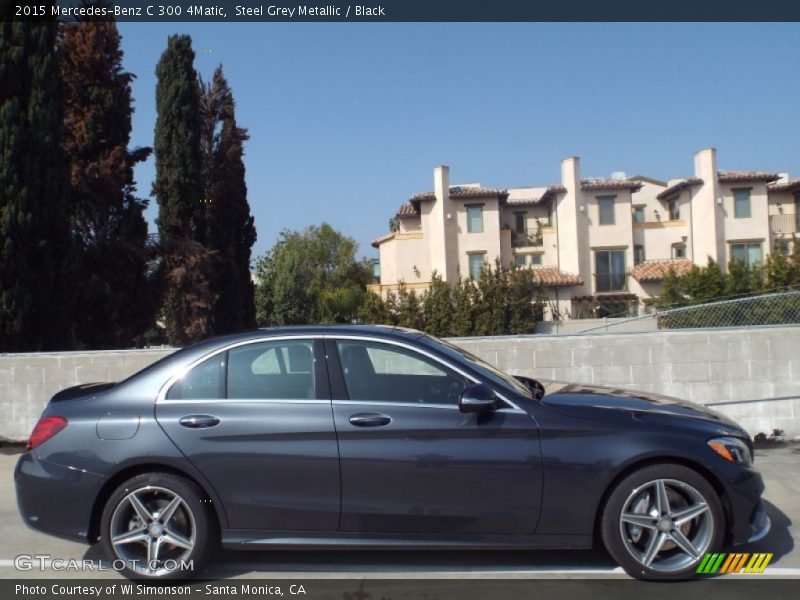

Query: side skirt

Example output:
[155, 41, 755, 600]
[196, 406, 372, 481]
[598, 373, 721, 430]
[221, 530, 593, 551]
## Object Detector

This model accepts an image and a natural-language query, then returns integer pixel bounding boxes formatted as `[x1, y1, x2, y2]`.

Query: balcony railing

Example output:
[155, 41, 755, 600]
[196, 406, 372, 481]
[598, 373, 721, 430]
[511, 229, 543, 247]
[770, 213, 798, 235]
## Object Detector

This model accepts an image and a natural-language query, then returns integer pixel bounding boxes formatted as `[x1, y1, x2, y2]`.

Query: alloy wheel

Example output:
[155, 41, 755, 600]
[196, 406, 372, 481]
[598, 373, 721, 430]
[618, 478, 714, 573]
[108, 485, 196, 577]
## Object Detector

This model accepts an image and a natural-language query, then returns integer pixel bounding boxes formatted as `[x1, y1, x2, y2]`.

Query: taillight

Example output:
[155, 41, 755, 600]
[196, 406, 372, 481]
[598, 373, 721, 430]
[26, 416, 68, 451]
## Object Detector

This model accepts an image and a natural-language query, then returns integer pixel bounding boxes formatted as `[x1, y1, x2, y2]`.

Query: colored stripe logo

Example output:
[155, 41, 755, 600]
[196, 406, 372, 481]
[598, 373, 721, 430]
[696, 552, 773, 574]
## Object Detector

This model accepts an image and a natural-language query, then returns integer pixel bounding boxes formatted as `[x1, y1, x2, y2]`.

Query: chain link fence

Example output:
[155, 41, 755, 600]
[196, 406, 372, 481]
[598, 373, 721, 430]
[566, 290, 800, 335]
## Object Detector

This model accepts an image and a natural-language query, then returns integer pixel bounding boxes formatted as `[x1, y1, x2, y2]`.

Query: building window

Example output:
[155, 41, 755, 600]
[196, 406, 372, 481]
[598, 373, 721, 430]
[468, 253, 485, 278]
[730, 242, 761, 267]
[515, 253, 543, 268]
[466, 204, 484, 233]
[633, 206, 645, 224]
[774, 238, 791, 254]
[594, 249, 626, 292]
[514, 212, 526, 233]
[672, 244, 687, 259]
[371, 258, 380, 278]
[634, 245, 645, 265]
[733, 189, 751, 219]
[668, 199, 680, 221]
[598, 196, 615, 225]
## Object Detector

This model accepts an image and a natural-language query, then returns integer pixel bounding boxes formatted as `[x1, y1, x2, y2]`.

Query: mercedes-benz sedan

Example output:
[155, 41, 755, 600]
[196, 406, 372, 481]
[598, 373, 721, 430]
[16, 326, 769, 580]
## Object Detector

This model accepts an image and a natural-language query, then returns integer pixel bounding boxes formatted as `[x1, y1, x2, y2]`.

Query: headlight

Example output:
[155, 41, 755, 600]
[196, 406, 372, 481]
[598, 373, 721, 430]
[708, 436, 752, 466]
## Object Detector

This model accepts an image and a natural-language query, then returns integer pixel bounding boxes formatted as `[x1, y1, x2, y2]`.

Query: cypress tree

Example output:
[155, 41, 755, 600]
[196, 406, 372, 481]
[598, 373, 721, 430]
[200, 67, 256, 333]
[0, 19, 72, 351]
[153, 35, 214, 345]
[59, 19, 156, 348]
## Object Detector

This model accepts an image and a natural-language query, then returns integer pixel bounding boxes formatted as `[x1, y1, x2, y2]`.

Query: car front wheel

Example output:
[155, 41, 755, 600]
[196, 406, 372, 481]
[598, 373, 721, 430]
[601, 463, 725, 580]
[99, 472, 217, 580]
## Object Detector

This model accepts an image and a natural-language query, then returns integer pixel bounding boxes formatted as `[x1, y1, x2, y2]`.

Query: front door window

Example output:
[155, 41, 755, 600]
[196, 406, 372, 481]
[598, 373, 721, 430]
[336, 340, 467, 405]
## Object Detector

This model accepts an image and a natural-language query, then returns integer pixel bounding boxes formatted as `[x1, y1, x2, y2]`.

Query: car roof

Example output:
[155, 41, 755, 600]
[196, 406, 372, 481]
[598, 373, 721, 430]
[193, 324, 428, 350]
[120, 325, 431, 390]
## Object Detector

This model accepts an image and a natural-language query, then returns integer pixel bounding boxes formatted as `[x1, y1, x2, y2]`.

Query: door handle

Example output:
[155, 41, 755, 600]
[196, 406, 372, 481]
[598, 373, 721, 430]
[179, 415, 220, 429]
[349, 413, 392, 427]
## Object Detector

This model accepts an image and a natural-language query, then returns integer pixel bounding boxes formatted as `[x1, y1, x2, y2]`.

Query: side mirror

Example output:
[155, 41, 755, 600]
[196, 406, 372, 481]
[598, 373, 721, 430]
[459, 383, 499, 413]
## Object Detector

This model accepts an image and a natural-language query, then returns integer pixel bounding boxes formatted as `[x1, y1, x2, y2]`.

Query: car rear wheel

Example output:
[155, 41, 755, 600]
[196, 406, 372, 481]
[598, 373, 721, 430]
[100, 472, 217, 579]
[601, 463, 724, 580]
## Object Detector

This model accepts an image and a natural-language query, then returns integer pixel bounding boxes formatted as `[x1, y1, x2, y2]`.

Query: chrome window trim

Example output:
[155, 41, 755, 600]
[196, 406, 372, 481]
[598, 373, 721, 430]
[156, 335, 318, 404]
[158, 398, 330, 405]
[156, 333, 525, 412]
[332, 399, 522, 413]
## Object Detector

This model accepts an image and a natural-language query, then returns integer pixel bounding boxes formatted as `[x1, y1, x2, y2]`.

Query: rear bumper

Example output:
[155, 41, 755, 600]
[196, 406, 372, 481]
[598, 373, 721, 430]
[15, 452, 103, 544]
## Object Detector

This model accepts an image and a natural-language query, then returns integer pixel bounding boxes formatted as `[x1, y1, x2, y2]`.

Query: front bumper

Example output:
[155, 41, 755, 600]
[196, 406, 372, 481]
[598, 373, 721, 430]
[744, 500, 770, 543]
[15, 452, 104, 544]
[719, 462, 769, 546]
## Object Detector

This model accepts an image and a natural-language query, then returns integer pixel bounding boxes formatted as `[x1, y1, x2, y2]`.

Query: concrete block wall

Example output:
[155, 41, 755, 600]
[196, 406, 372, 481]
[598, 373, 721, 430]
[0, 349, 173, 442]
[1, 326, 799, 442]
[453, 326, 800, 438]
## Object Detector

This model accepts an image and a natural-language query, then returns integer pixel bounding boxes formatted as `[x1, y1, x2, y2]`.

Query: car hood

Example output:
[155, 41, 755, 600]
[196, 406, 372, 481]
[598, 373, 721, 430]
[540, 381, 743, 429]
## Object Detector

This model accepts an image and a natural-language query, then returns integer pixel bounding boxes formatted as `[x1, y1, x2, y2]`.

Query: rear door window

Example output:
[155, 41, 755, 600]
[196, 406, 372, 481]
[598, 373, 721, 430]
[227, 340, 315, 400]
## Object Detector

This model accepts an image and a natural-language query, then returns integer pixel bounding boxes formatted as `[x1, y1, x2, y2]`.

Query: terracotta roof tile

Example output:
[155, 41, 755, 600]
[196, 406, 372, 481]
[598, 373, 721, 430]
[581, 178, 643, 191]
[631, 259, 693, 282]
[529, 267, 583, 287]
[656, 177, 703, 199]
[410, 186, 507, 202]
[768, 179, 800, 193]
[718, 171, 780, 183]
[396, 203, 419, 217]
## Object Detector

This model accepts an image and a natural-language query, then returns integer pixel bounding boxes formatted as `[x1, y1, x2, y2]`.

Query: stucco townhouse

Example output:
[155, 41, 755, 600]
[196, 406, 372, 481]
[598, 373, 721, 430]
[369, 148, 800, 319]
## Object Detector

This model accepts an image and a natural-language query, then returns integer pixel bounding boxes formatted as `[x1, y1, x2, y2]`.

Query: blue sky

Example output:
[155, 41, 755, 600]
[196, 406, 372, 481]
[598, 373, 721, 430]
[117, 23, 800, 260]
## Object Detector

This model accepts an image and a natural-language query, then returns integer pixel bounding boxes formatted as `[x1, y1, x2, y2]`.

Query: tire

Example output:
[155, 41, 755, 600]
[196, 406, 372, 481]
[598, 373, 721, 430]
[99, 472, 218, 580]
[601, 463, 725, 580]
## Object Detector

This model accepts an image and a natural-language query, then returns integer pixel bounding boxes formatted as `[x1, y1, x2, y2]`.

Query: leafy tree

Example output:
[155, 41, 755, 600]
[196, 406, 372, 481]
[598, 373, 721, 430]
[657, 268, 687, 308]
[0, 18, 73, 351]
[58, 18, 156, 348]
[473, 258, 509, 335]
[255, 223, 370, 326]
[357, 290, 393, 325]
[318, 284, 365, 323]
[507, 267, 542, 334]
[451, 275, 479, 336]
[421, 272, 453, 337]
[153, 35, 213, 345]
[199, 66, 257, 333]
[395, 283, 424, 330]
[766, 236, 800, 289]
[655, 251, 800, 329]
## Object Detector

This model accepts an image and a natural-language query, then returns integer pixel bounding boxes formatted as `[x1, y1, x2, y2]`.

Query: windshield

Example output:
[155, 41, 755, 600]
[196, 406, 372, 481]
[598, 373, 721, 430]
[420, 334, 533, 398]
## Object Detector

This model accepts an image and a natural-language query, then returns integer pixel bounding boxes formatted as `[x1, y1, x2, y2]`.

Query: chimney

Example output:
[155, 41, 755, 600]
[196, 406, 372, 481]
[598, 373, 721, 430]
[694, 147, 718, 182]
[561, 156, 580, 194]
[434, 165, 450, 205]
[428, 165, 456, 282]
[691, 148, 722, 265]
[556, 156, 583, 276]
